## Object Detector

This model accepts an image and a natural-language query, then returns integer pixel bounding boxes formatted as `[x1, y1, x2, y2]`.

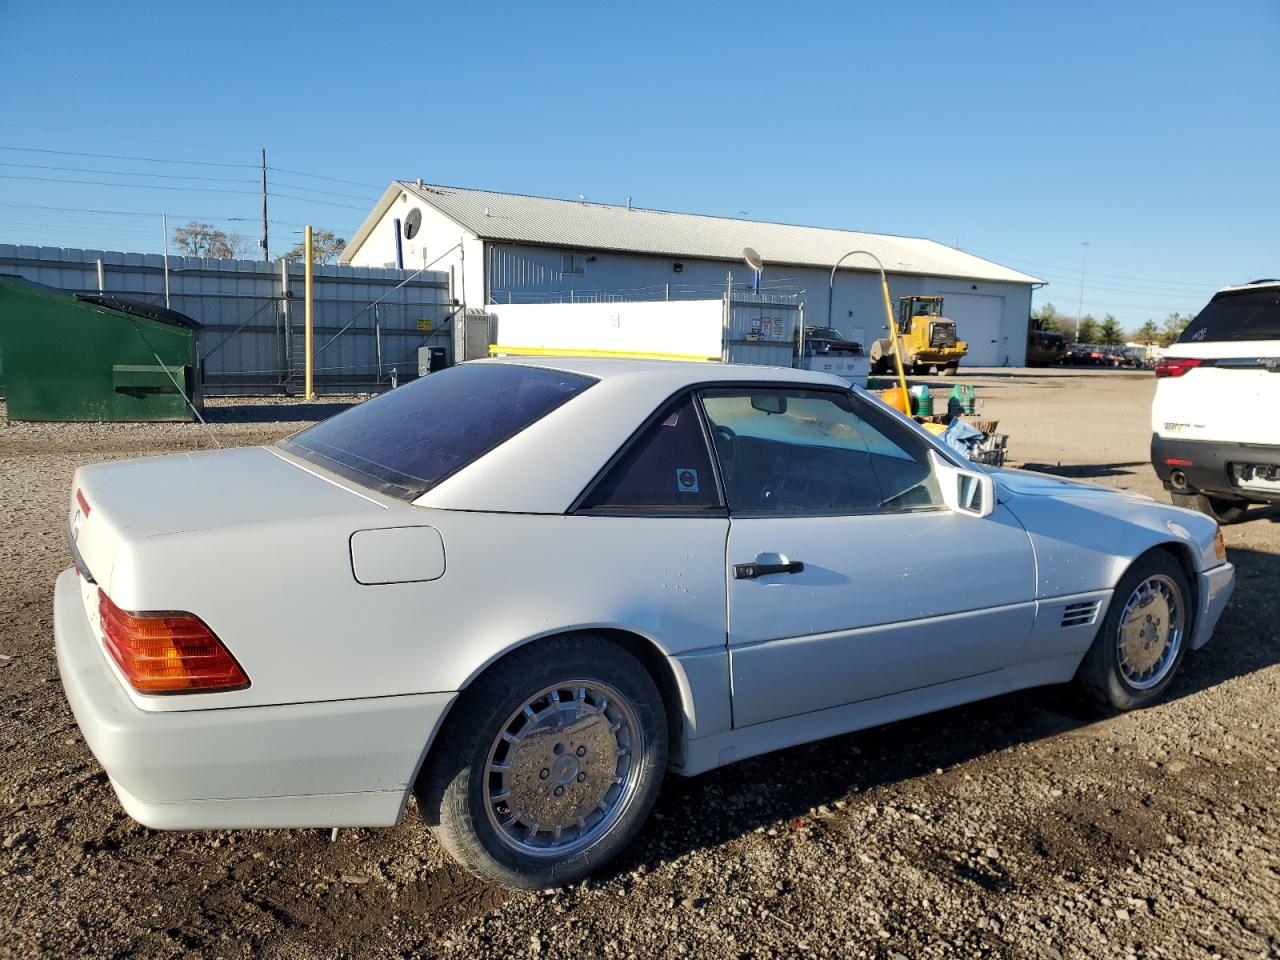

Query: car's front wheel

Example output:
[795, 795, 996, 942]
[417, 634, 667, 889]
[1075, 551, 1192, 712]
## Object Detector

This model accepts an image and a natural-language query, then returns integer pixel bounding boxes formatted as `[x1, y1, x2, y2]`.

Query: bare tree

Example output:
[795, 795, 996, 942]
[281, 230, 347, 265]
[171, 221, 251, 259]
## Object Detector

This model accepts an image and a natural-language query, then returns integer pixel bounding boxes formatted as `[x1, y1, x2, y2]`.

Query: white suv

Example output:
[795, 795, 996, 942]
[1151, 280, 1280, 522]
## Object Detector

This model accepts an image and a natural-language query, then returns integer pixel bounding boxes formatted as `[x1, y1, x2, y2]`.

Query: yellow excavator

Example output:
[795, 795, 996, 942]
[869, 295, 968, 376]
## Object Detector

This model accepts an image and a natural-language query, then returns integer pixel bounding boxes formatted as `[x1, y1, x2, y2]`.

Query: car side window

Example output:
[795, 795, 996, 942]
[698, 388, 943, 515]
[577, 395, 722, 513]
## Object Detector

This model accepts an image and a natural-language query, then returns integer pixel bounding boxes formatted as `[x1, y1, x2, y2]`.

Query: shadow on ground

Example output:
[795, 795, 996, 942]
[1019, 461, 1147, 479]
[604, 544, 1280, 878]
[206, 401, 361, 424]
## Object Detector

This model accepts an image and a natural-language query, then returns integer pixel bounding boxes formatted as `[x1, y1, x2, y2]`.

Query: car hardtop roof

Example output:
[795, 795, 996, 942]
[472, 355, 850, 390]
[1213, 279, 1280, 299]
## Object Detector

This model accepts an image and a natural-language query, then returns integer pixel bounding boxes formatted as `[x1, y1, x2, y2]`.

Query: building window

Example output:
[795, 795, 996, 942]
[562, 253, 586, 276]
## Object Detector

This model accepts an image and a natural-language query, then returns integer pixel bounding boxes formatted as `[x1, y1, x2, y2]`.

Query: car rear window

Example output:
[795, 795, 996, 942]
[1178, 288, 1280, 343]
[279, 364, 596, 499]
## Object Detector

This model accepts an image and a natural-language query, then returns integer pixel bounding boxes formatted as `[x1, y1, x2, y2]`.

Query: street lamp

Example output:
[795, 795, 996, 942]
[829, 250, 911, 414]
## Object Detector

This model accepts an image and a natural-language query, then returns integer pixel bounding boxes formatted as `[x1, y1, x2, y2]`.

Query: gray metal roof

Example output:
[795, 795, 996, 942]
[343, 181, 1042, 285]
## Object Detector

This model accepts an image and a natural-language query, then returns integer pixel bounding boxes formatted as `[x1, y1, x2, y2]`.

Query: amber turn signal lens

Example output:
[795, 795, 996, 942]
[97, 589, 249, 694]
[1214, 526, 1227, 563]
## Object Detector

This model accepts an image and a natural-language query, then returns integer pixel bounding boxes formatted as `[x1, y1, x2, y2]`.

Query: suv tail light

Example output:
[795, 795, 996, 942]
[97, 589, 249, 694]
[1155, 357, 1203, 378]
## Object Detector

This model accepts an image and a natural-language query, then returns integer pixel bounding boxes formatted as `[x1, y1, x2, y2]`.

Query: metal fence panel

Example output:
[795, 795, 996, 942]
[724, 296, 801, 369]
[0, 245, 452, 395]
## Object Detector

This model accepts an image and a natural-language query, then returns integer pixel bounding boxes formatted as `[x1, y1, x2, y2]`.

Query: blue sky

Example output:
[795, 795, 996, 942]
[1, 0, 1275, 329]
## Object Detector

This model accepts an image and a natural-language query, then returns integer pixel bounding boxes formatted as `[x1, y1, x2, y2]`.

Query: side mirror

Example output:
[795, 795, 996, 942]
[930, 451, 995, 518]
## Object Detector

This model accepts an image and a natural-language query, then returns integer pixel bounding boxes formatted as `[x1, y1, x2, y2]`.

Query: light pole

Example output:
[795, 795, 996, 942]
[829, 250, 911, 414]
[1076, 241, 1090, 342]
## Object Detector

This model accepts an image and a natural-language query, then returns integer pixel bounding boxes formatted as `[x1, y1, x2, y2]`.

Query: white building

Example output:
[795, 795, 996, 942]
[341, 182, 1043, 366]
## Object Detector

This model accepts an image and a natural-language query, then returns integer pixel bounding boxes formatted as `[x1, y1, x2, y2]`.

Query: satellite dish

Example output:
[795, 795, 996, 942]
[403, 208, 423, 240]
[743, 247, 764, 272]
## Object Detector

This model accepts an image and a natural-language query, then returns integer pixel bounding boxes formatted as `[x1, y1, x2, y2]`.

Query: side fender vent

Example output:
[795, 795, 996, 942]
[1061, 600, 1101, 628]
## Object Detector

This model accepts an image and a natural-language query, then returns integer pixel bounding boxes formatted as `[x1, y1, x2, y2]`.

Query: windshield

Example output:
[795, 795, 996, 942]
[805, 327, 847, 340]
[1178, 288, 1280, 343]
[280, 363, 596, 499]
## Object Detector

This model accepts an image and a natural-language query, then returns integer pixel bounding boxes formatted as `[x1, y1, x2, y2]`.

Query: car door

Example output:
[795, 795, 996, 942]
[698, 386, 1037, 729]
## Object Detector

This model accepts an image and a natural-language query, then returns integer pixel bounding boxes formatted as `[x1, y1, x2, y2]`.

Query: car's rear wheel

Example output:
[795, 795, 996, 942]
[1075, 551, 1191, 712]
[417, 634, 667, 889]
[1171, 491, 1250, 524]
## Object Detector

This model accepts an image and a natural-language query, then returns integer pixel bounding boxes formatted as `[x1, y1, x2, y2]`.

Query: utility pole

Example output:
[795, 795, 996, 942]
[1076, 241, 1090, 340]
[260, 148, 269, 262]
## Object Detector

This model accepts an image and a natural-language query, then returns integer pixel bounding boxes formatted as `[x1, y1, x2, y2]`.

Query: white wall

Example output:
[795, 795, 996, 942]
[485, 242, 1034, 366]
[488, 300, 725, 360]
[344, 190, 486, 311]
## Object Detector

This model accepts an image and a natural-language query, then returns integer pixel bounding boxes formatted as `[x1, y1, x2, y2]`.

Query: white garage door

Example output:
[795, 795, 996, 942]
[945, 294, 1004, 367]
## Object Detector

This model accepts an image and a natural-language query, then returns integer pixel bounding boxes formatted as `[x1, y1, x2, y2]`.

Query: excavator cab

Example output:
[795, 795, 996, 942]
[897, 296, 944, 334]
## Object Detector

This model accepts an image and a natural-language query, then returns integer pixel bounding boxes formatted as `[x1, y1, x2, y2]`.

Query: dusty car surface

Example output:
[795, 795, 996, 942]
[55, 358, 1235, 888]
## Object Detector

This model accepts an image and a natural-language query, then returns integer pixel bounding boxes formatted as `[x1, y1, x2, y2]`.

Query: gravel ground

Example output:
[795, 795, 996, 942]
[1, 373, 1278, 959]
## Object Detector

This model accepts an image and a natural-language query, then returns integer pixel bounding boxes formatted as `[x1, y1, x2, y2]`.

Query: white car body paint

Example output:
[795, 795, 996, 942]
[54, 358, 1235, 831]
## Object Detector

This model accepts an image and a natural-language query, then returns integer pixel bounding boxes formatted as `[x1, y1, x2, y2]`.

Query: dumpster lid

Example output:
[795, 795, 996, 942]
[74, 294, 202, 330]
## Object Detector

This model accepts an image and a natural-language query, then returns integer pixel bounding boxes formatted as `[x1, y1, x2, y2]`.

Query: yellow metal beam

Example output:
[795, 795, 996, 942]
[879, 277, 912, 414]
[488, 345, 718, 363]
[303, 225, 314, 400]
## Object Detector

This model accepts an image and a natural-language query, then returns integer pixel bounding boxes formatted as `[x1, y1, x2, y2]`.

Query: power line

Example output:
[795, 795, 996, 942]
[0, 202, 351, 232]
[0, 173, 259, 195]
[0, 144, 256, 168]
[270, 191, 371, 210]
[967, 247, 1223, 289]
[270, 178, 379, 202]
[269, 166, 383, 190]
[0, 160, 257, 184]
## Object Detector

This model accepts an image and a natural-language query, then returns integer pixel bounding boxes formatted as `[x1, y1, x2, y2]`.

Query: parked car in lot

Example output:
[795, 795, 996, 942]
[1152, 279, 1280, 523]
[56, 359, 1234, 889]
[795, 325, 870, 384]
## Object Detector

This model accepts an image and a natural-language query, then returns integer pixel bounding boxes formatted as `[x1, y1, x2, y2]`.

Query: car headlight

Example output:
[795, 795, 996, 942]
[1214, 525, 1227, 563]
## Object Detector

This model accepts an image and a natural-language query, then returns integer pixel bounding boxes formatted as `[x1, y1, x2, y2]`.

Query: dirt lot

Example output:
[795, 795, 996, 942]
[1, 370, 1277, 959]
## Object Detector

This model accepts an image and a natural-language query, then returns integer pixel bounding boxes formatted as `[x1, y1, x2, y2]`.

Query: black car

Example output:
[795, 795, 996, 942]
[798, 326, 865, 356]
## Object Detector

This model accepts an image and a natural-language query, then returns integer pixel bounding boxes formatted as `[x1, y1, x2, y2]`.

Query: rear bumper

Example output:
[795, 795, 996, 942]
[1191, 562, 1235, 651]
[53, 568, 455, 829]
[1151, 434, 1280, 503]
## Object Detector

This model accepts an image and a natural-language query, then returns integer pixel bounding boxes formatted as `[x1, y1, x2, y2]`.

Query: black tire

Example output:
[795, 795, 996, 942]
[1075, 551, 1192, 713]
[871, 353, 890, 375]
[1171, 491, 1250, 525]
[416, 633, 667, 889]
[938, 363, 959, 377]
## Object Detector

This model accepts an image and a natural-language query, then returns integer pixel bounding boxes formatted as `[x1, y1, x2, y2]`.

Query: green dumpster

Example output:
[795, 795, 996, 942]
[0, 277, 202, 422]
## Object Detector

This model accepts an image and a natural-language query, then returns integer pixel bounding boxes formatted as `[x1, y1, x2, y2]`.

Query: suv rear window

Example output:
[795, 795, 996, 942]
[1178, 288, 1280, 343]
[280, 364, 595, 499]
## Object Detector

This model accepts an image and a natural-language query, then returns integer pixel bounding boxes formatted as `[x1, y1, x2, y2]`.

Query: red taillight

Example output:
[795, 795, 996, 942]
[97, 589, 249, 694]
[1166, 458, 1193, 466]
[1155, 357, 1203, 378]
[75, 489, 91, 516]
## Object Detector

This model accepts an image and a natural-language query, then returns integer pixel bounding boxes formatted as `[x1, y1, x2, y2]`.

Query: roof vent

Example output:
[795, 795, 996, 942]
[627, 196, 632, 210]
[415, 178, 423, 189]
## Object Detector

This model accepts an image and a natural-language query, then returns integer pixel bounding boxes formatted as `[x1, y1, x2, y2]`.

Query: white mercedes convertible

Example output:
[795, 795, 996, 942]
[55, 359, 1235, 888]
